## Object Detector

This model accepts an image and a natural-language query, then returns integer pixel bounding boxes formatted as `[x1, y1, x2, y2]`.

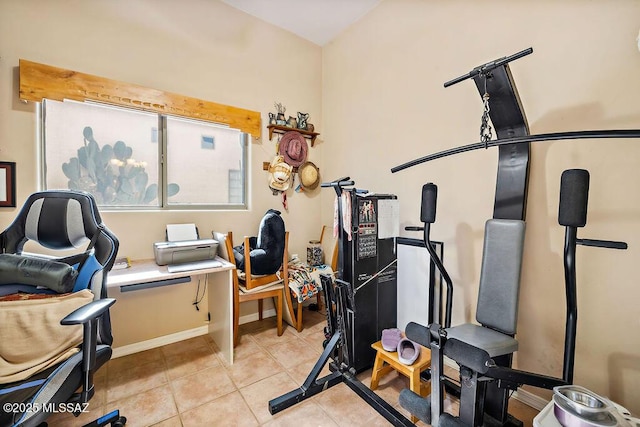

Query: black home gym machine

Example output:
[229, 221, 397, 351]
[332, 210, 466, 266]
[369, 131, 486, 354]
[399, 172, 627, 427]
[391, 48, 639, 426]
[269, 177, 415, 426]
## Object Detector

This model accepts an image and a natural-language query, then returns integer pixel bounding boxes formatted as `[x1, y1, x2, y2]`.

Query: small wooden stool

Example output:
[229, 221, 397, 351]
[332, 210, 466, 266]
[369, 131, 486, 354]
[370, 340, 432, 423]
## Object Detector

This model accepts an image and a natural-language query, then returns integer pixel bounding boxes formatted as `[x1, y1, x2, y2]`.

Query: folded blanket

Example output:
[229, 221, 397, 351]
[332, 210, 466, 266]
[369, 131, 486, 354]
[0, 289, 94, 384]
[288, 261, 333, 303]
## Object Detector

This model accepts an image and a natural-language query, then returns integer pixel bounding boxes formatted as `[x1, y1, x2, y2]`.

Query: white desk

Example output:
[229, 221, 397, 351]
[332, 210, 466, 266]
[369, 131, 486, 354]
[106, 257, 236, 364]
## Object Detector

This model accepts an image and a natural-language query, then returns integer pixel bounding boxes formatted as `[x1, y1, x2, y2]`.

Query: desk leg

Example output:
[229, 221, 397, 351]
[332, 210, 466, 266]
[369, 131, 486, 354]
[208, 269, 234, 365]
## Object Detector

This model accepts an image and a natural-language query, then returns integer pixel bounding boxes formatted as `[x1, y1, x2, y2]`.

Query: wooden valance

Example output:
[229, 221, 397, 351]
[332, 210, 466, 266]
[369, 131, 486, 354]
[19, 59, 261, 139]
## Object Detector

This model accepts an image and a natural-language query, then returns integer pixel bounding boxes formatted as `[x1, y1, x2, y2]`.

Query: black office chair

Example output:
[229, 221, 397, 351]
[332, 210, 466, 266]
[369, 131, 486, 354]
[0, 190, 126, 427]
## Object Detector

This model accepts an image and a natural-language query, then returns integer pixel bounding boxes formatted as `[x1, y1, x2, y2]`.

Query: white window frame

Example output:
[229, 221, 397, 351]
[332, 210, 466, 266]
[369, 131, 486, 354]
[39, 99, 249, 211]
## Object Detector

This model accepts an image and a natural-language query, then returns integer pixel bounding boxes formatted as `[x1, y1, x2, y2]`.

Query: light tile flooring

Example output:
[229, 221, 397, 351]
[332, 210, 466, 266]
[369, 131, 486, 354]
[47, 308, 538, 427]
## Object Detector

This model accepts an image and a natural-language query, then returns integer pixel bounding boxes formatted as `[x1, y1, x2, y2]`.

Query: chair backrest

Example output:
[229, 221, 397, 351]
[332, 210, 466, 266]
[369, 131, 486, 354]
[213, 230, 289, 290]
[213, 231, 233, 264]
[0, 190, 119, 344]
[1, 190, 118, 269]
[476, 219, 526, 335]
[213, 231, 239, 290]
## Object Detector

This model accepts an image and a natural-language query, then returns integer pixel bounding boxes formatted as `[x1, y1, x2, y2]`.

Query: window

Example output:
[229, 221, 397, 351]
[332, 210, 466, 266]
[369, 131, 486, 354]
[42, 99, 248, 209]
[165, 116, 247, 207]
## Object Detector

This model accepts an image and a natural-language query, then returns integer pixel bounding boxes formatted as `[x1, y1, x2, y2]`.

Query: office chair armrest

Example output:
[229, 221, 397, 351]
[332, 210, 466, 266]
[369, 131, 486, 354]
[60, 298, 116, 405]
[60, 298, 115, 325]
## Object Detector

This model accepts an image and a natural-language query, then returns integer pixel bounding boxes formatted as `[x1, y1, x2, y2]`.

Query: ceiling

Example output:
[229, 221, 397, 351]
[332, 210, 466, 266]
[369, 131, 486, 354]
[221, 0, 382, 46]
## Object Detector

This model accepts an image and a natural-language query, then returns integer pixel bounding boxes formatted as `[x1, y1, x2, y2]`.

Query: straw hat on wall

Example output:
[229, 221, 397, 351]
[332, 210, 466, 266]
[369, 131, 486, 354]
[298, 161, 320, 190]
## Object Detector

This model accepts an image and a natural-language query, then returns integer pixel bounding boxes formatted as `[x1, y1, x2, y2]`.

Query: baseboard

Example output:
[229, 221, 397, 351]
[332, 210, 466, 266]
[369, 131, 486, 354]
[239, 308, 276, 325]
[512, 388, 549, 411]
[442, 358, 549, 411]
[112, 325, 209, 358]
[112, 309, 278, 359]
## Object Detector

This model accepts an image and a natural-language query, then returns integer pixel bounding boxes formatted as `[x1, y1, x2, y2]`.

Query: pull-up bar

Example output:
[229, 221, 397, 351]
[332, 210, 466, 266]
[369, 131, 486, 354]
[443, 47, 533, 88]
[391, 129, 640, 173]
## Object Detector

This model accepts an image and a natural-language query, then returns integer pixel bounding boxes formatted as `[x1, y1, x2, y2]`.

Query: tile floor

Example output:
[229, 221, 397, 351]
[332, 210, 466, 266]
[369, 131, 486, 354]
[46, 308, 539, 427]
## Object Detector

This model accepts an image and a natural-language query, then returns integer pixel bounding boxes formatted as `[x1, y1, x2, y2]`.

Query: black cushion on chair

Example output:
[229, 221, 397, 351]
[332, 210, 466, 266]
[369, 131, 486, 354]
[232, 237, 256, 271]
[0, 254, 78, 293]
[233, 209, 286, 275]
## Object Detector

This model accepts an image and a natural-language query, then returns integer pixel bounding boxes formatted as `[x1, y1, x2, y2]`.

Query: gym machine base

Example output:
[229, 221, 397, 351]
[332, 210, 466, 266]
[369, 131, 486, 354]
[268, 177, 414, 427]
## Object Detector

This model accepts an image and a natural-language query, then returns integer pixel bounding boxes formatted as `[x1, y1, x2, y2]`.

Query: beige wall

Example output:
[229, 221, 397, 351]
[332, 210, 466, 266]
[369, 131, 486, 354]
[322, 0, 640, 413]
[0, 0, 324, 346]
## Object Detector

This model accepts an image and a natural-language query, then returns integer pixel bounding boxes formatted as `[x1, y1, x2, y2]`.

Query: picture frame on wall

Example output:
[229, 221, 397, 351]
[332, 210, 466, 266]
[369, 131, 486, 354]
[0, 162, 16, 207]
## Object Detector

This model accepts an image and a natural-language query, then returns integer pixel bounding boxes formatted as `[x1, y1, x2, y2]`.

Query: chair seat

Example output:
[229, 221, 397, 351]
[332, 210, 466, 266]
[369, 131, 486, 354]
[238, 270, 283, 290]
[239, 281, 284, 294]
[445, 323, 518, 358]
[237, 271, 266, 280]
[0, 345, 112, 427]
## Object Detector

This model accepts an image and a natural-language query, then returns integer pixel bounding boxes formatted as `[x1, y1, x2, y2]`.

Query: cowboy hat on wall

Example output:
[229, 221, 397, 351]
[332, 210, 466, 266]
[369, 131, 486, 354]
[268, 155, 293, 194]
[278, 131, 308, 167]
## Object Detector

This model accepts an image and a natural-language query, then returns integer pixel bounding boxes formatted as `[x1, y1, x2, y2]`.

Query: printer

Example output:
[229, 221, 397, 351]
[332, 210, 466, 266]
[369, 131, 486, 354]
[153, 239, 219, 266]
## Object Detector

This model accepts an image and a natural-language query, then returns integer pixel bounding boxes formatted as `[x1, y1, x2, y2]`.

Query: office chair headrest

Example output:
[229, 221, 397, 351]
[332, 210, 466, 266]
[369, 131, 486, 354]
[12, 190, 103, 250]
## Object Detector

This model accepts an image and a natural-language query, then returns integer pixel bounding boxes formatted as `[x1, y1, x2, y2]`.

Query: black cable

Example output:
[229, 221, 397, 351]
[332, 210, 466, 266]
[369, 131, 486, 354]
[192, 277, 207, 311]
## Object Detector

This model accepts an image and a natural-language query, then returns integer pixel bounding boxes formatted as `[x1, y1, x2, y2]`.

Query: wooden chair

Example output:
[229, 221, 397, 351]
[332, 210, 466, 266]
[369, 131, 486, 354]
[288, 226, 338, 332]
[213, 231, 288, 347]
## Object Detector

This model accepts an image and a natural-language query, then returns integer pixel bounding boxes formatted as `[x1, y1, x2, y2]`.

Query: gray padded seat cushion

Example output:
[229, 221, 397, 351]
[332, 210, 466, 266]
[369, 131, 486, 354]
[445, 323, 518, 357]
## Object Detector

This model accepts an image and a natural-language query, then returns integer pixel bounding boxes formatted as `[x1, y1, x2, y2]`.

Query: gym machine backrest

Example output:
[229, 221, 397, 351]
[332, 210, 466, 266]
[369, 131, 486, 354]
[441, 218, 525, 426]
[451, 218, 525, 341]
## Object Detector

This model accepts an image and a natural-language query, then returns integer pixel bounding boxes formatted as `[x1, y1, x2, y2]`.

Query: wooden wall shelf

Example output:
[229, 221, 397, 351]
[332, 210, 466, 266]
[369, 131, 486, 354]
[267, 124, 319, 146]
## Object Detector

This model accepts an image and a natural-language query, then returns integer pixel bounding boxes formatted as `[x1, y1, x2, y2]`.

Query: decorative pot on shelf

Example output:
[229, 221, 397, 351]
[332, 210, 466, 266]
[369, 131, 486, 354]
[297, 112, 309, 130]
[287, 116, 298, 128]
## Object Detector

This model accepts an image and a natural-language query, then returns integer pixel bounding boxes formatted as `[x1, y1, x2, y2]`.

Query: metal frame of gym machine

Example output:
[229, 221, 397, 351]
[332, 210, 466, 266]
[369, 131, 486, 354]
[268, 177, 416, 426]
[392, 48, 639, 427]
